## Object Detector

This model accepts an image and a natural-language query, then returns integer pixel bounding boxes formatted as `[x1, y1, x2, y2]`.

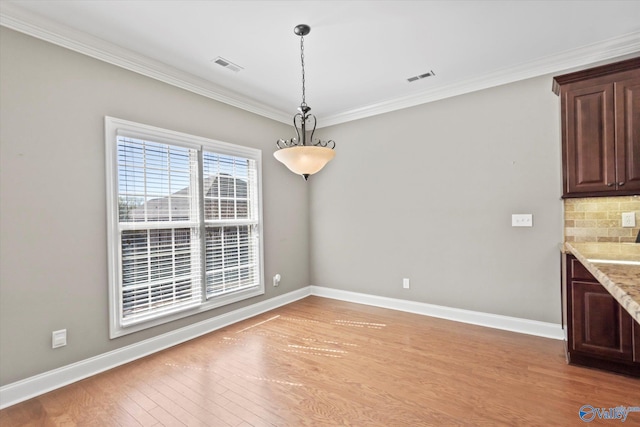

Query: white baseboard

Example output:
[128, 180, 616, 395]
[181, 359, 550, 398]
[1, 285, 563, 409]
[0, 287, 310, 410]
[310, 286, 564, 341]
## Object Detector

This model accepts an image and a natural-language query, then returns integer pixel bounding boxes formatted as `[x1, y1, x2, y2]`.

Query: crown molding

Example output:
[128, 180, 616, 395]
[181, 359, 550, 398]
[320, 31, 640, 127]
[2, 2, 639, 128]
[0, 3, 292, 125]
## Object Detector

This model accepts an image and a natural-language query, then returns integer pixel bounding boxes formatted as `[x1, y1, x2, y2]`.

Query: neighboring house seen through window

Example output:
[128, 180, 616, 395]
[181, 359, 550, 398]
[105, 117, 264, 338]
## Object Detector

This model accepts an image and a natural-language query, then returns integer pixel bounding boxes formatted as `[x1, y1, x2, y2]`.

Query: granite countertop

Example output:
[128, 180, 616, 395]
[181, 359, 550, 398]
[564, 242, 640, 324]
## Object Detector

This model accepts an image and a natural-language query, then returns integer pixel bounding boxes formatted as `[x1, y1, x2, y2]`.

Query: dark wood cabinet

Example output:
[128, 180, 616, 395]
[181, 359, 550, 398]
[615, 76, 640, 192]
[563, 254, 640, 376]
[553, 57, 640, 198]
[571, 280, 633, 360]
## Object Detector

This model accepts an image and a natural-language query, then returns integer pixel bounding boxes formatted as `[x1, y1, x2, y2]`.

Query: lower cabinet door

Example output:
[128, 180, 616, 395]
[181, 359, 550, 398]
[571, 280, 633, 360]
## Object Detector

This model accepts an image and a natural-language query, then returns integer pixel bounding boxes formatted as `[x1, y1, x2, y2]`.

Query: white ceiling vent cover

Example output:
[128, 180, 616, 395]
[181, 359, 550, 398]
[407, 70, 435, 82]
[212, 57, 244, 73]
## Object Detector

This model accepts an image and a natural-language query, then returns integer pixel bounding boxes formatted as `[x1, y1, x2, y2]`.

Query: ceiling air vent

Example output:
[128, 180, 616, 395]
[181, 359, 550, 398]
[407, 70, 435, 83]
[212, 56, 244, 73]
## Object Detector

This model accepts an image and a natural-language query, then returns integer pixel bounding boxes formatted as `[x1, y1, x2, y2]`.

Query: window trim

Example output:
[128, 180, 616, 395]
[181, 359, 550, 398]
[105, 116, 264, 338]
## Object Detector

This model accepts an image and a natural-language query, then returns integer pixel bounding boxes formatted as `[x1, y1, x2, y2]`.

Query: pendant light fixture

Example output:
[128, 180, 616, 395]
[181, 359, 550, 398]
[274, 24, 336, 181]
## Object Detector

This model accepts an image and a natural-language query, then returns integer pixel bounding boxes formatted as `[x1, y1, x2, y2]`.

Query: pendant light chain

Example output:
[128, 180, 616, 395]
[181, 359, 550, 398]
[300, 34, 306, 108]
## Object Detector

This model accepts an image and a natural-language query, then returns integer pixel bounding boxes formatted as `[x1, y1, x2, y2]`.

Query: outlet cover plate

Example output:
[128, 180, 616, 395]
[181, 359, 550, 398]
[622, 212, 636, 228]
[52, 329, 66, 348]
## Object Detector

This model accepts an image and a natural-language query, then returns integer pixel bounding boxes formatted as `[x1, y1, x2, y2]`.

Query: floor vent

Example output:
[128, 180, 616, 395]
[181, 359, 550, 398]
[407, 70, 435, 82]
[212, 57, 244, 73]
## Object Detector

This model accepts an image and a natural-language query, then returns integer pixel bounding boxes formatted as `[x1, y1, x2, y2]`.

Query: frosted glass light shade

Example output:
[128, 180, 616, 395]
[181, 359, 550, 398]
[274, 146, 335, 178]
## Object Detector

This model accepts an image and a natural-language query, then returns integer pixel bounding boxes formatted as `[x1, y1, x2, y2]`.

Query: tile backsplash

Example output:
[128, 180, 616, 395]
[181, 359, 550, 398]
[564, 196, 640, 243]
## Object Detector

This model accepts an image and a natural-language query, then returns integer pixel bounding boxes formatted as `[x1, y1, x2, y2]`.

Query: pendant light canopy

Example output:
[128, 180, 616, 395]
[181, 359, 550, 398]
[275, 24, 336, 181]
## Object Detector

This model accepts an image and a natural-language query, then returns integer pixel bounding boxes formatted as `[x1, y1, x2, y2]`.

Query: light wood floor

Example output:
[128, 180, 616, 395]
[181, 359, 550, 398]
[2, 296, 639, 426]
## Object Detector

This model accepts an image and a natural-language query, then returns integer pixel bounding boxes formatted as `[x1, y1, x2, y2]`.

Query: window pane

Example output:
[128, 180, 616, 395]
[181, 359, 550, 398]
[223, 227, 239, 268]
[117, 137, 197, 223]
[122, 230, 149, 285]
[121, 227, 201, 322]
[118, 196, 145, 222]
[204, 197, 220, 220]
[202, 152, 253, 221]
[205, 225, 258, 297]
[219, 176, 234, 198]
[205, 228, 223, 271]
[220, 199, 235, 219]
[236, 200, 248, 219]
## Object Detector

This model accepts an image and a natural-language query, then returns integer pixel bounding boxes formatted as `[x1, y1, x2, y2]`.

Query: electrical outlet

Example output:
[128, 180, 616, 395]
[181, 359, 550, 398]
[273, 274, 281, 287]
[403, 278, 410, 289]
[622, 212, 636, 228]
[52, 329, 66, 348]
[512, 214, 533, 227]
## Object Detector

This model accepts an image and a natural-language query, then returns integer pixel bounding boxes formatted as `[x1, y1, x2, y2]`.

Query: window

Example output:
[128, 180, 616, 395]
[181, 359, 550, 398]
[105, 117, 263, 338]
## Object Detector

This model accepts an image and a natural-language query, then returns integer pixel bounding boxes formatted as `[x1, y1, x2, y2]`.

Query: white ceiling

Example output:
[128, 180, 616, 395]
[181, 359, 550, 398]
[2, 1, 640, 126]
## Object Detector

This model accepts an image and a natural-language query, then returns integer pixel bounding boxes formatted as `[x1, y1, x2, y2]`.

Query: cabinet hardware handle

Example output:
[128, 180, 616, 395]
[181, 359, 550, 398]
[618, 182, 625, 186]
[607, 183, 614, 187]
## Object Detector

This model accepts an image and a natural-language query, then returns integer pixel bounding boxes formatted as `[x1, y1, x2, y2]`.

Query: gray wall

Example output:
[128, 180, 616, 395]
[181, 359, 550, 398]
[0, 28, 310, 386]
[311, 76, 564, 323]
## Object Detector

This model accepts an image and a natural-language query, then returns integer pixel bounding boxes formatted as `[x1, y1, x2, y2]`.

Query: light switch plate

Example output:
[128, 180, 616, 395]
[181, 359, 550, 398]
[622, 212, 636, 228]
[512, 214, 533, 227]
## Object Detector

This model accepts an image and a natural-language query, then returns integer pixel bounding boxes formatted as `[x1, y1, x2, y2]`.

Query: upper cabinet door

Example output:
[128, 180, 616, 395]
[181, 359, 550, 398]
[615, 76, 640, 192]
[554, 58, 640, 198]
[564, 83, 616, 194]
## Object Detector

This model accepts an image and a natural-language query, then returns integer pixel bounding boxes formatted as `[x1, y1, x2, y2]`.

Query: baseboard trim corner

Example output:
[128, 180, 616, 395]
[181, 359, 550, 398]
[310, 286, 564, 341]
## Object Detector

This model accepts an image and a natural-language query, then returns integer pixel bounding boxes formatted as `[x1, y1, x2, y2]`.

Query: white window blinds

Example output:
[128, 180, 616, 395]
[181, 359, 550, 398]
[117, 137, 202, 326]
[106, 117, 263, 338]
[202, 153, 260, 298]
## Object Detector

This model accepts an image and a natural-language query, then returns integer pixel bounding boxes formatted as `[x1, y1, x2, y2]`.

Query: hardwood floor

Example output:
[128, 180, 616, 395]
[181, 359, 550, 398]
[2, 296, 639, 426]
